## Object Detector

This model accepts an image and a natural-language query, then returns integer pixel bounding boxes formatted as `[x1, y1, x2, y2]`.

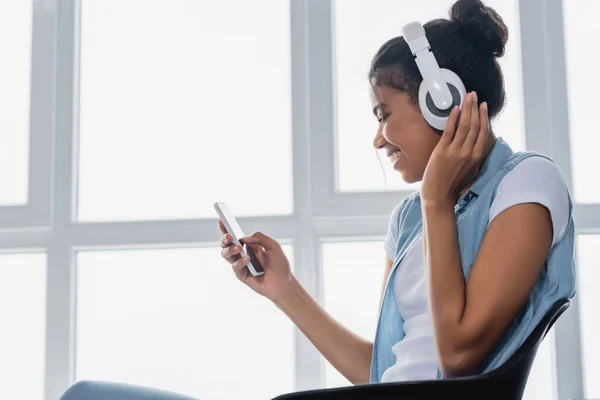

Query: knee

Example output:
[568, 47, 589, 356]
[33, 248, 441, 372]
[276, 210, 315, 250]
[60, 380, 99, 400]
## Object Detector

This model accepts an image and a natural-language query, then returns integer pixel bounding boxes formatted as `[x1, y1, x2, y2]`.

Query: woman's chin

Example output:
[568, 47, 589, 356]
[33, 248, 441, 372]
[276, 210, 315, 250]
[396, 167, 418, 184]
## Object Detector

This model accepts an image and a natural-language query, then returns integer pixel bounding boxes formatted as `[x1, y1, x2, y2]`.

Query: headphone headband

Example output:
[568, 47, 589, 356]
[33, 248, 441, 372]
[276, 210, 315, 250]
[402, 21, 454, 111]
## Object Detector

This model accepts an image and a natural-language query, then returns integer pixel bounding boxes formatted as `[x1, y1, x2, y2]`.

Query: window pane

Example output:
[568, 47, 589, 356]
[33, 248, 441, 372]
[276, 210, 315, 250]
[322, 241, 384, 388]
[577, 234, 600, 398]
[334, 0, 524, 192]
[78, 0, 292, 221]
[0, 253, 46, 400]
[563, 2, 600, 203]
[0, 2, 31, 205]
[76, 246, 295, 400]
[522, 328, 556, 400]
[321, 241, 556, 394]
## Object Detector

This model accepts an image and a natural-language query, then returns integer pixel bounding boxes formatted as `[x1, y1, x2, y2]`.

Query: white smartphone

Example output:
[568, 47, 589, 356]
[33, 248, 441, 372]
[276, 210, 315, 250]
[214, 202, 265, 276]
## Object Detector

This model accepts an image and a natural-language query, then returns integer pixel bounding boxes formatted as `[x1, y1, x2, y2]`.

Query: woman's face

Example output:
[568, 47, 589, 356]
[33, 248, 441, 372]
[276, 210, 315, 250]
[370, 85, 441, 183]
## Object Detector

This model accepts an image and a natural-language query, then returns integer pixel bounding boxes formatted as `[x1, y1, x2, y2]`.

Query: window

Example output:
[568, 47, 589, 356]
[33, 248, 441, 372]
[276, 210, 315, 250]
[576, 235, 600, 398]
[334, 0, 524, 192]
[321, 241, 384, 388]
[78, 0, 293, 221]
[562, 0, 600, 396]
[0, 253, 46, 400]
[0, 1, 32, 205]
[76, 246, 295, 400]
[0, 1, 595, 399]
[522, 329, 557, 400]
[563, 1, 600, 203]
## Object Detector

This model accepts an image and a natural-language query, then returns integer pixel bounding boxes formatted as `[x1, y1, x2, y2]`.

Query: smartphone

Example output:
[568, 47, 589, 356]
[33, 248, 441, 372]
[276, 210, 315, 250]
[214, 202, 265, 276]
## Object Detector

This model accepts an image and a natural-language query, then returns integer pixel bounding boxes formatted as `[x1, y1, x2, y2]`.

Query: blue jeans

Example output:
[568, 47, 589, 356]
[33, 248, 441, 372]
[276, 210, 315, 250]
[60, 381, 200, 400]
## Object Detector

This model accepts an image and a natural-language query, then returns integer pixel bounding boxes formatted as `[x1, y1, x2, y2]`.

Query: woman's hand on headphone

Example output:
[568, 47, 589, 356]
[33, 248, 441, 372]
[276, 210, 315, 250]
[421, 91, 489, 207]
[218, 220, 297, 305]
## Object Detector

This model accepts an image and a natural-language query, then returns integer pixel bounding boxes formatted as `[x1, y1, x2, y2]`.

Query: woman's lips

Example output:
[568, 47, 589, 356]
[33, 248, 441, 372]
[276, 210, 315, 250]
[389, 149, 401, 165]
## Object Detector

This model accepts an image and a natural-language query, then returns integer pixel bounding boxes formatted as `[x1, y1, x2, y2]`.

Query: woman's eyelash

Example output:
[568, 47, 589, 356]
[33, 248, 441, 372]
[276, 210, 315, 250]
[378, 114, 389, 123]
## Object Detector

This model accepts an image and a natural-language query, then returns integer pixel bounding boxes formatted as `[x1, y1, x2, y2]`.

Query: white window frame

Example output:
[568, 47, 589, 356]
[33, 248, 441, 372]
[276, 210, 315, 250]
[519, 1, 584, 398]
[0, 1, 598, 399]
[0, 0, 54, 229]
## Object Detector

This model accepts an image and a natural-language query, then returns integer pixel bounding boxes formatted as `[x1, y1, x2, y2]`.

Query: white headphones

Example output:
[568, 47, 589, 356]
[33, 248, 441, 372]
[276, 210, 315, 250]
[402, 21, 467, 130]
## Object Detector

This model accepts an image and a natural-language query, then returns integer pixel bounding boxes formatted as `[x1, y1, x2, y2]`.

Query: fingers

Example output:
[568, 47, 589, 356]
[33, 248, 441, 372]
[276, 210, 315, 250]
[218, 221, 241, 263]
[464, 92, 480, 148]
[219, 225, 273, 276]
[241, 231, 277, 251]
[474, 101, 489, 154]
[220, 231, 233, 249]
[232, 255, 251, 273]
[240, 236, 260, 245]
[221, 243, 243, 260]
[218, 220, 235, 250]
[218, 219, 227, 234]
[440, 105, 460, 146]
[452, 92, 474, 146]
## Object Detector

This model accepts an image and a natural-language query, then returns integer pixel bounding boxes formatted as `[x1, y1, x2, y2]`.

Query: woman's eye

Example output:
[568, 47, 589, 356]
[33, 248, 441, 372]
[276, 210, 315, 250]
[378, 114, 388, 123]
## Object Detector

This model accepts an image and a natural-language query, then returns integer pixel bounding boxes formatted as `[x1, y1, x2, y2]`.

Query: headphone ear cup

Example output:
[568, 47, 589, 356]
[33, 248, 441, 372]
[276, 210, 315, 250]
[418, 69, 467, 130]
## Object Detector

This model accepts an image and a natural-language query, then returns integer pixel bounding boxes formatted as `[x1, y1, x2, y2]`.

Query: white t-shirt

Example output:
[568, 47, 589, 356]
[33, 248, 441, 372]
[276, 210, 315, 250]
[380, 156, 570, 383]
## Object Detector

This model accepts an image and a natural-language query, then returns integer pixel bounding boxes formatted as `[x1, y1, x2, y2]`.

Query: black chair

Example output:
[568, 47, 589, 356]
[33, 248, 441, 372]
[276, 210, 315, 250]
[273, 299, 570, 400]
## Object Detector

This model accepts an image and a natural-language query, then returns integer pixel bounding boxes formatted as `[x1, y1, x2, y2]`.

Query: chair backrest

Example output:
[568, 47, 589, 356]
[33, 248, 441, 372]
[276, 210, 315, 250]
[270, 299, 572, 400]
[475, 298, 571, 399]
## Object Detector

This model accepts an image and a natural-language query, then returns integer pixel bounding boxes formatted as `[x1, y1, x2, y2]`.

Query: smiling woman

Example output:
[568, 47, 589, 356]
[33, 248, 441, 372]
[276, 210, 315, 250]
[57, 0, 577, 399]
[365, 0, 574, 384]
[217, 0, 574, 390]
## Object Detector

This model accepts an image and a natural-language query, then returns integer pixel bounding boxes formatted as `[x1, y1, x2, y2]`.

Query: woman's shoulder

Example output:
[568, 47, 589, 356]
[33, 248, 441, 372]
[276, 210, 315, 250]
[397, 190, 422, 216]
[498, 153, 569, 194]
[504, 151, 561, 173]
[388, 191, 422, 230]
[488, 151, 570, 200]
[491, 153, 571, 244]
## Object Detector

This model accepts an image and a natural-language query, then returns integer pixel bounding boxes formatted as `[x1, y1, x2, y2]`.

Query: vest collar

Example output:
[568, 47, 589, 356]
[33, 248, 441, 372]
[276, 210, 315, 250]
[455, 137, 514, 209]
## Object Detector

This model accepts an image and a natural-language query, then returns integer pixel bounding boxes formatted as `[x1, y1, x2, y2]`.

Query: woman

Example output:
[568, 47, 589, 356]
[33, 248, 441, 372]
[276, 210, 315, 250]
[221, 0, 575, 385]
[61, 0, 575, 398]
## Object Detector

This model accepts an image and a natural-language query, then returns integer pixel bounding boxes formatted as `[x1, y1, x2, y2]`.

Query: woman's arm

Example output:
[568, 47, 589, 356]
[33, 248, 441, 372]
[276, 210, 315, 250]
[276, 278, 374, 385]
[419, 93, 555, 377]
[422, 201, 552, 377]
[277, 256, 394, 384]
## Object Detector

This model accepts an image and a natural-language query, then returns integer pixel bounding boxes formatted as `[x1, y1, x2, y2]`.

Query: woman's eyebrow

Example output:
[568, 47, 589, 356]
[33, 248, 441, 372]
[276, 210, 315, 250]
[372, 103, 387, 116]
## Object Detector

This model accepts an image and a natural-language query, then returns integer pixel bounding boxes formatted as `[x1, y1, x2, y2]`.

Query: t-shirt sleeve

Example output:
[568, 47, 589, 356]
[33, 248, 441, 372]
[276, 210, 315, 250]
[488, 156, 570, 246]
[384, 202, 403, 261]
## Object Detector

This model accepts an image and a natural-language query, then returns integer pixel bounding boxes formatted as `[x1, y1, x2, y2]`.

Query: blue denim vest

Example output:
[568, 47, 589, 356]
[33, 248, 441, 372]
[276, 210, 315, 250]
[369, 138, 577, 382]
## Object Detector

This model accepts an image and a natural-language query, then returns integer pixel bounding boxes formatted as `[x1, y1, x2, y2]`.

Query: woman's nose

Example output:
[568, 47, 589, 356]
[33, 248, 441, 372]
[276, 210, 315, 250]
[373, 130, 387, 149]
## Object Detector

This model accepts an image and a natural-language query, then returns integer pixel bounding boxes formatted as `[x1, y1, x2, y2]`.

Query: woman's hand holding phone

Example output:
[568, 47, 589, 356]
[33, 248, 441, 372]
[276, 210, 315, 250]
[220, 220, 374, 385]
[218, 220, 296, 304]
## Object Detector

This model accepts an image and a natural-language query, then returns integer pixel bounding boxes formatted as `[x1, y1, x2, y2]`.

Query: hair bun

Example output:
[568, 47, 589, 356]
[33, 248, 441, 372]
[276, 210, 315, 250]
[450, 0, 508, 57]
